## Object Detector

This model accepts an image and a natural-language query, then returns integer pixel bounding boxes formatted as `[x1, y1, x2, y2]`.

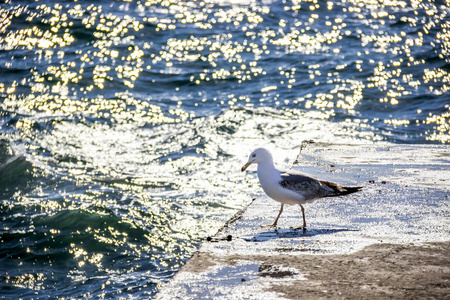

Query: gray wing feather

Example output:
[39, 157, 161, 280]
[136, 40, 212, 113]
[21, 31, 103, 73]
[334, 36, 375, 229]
[279, 170, 343, 200]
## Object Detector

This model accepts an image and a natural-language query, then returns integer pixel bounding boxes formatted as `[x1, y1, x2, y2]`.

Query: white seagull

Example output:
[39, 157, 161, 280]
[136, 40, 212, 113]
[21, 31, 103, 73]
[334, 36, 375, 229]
[241, 148, 362, 229]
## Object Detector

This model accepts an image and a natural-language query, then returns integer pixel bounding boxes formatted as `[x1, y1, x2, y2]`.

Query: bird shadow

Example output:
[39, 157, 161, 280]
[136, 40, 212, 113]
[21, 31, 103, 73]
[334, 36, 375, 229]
[244, 227, 358, 243]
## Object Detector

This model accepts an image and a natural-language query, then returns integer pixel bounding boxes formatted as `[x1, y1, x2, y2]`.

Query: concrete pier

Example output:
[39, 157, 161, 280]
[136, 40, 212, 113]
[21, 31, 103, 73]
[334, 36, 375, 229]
[156, 144, 450, 299]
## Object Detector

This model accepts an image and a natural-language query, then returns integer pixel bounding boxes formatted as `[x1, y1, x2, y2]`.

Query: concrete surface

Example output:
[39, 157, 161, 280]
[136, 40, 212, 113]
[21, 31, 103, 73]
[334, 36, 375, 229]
[156, 143, 450, 299]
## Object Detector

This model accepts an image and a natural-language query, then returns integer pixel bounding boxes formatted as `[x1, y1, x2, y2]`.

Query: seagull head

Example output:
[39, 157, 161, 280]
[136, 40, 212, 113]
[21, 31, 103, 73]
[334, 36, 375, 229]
[241, 148, 272, 172]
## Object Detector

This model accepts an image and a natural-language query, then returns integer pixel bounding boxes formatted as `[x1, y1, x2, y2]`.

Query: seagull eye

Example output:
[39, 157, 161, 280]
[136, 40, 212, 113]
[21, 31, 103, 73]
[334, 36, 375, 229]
[252, 154, 256, 158]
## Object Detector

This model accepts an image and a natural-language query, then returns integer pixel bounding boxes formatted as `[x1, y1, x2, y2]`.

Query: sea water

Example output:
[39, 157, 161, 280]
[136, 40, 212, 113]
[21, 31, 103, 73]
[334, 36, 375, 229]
[0, 0, 449, 298]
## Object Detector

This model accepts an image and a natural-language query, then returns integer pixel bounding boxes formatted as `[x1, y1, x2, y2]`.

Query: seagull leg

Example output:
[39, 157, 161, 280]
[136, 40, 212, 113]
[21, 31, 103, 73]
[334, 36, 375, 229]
[292, 204, 307, 230]
[261, 204, 284, 228]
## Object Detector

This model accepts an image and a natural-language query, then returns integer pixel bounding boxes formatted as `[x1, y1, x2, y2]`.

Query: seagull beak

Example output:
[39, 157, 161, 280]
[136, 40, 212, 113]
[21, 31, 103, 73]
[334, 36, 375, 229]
[241, 160, 254, 172]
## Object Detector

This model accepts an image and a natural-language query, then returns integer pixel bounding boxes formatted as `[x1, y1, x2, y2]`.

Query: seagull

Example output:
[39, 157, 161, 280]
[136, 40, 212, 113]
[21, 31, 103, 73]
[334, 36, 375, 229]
[241, 148, 362, 230]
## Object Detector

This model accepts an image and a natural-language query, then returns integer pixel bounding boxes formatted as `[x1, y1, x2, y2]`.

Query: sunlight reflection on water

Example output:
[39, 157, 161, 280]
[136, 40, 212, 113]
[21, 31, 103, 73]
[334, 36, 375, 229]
[0, 0, 449, 297]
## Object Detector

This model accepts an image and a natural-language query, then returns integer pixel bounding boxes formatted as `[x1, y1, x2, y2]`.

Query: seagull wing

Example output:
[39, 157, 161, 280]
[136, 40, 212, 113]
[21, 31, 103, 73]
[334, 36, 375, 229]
[279, 171, 335, 200]
[279, 170, 361, 200]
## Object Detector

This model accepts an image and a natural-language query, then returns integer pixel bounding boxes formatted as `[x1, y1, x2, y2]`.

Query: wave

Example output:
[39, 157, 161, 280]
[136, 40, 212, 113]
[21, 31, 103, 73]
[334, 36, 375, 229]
[0, 140, 35, 199]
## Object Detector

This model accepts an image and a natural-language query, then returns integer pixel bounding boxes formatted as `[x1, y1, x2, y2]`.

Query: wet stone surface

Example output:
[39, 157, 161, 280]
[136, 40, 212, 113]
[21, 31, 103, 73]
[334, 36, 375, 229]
[156, 144, 450, 299]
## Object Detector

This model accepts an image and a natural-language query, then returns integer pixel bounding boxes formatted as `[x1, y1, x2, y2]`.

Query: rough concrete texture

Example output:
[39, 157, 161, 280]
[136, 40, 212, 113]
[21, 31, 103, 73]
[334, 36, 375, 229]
[156, 144, 450, 299]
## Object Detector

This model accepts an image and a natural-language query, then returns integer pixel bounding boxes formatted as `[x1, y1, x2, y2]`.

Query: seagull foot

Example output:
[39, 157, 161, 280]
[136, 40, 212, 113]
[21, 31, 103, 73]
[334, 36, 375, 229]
[291, 226, 306, 231]
[261, 224, 277, 228]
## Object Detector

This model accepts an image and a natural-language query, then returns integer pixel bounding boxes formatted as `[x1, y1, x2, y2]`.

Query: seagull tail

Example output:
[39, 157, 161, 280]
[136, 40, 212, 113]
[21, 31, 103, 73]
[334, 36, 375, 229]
[339, 186, 363, 196]
[320, 180, 363, 197]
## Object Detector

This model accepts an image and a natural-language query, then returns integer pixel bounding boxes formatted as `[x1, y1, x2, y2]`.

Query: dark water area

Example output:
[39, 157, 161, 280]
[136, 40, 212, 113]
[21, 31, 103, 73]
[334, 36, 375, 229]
[0, 0, 449, 298]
